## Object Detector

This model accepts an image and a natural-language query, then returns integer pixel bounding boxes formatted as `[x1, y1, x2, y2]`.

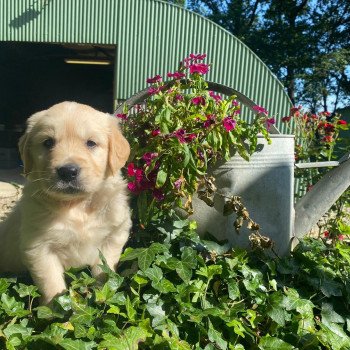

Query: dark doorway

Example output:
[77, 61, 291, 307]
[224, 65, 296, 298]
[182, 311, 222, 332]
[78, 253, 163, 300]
[0, 42, 116, 127]
[0, 42, 115, 167]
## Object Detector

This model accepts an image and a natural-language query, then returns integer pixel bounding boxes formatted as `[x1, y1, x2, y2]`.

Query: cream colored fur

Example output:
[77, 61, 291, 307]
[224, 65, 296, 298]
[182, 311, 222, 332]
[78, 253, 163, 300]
[0, 102, 131, 304]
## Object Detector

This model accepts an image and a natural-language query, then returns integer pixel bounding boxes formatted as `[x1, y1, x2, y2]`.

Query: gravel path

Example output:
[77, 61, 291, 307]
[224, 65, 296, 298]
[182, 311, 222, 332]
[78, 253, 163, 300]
[0, 168, 24, 220]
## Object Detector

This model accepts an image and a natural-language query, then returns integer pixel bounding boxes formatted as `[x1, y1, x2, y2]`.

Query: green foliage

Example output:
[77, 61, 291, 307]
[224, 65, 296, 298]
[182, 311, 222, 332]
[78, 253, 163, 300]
[1, 220, 350, 349]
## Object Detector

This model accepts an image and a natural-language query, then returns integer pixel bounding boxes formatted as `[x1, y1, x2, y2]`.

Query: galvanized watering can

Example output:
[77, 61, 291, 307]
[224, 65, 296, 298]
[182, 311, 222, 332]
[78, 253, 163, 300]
[116, 82, 350, 255]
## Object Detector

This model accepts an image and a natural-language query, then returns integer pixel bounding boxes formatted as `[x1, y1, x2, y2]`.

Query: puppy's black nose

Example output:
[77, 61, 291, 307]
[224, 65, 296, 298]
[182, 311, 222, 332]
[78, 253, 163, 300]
[56, 164, 80, 182]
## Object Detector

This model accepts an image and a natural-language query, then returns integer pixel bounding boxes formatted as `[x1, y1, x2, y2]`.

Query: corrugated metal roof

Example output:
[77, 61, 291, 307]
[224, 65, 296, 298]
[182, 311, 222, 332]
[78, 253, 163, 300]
[0, 0, 292, 132]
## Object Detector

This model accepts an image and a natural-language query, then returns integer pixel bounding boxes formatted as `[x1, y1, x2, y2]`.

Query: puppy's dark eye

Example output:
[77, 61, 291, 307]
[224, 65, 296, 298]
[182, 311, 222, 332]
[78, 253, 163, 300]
[86, 140, 97, 148]
[43, 138, 55, 149]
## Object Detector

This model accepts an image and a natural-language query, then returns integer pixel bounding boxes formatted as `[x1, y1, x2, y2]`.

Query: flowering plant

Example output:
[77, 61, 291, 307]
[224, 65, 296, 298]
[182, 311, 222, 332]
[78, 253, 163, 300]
[118, 54, 274, 225]
[282, 106, 348, 162]
[282, 106, 350, 241]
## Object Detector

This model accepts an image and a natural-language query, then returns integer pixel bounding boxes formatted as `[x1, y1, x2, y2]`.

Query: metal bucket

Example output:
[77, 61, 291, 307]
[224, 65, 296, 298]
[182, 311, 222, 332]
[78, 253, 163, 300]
[191, 134, 295, 256]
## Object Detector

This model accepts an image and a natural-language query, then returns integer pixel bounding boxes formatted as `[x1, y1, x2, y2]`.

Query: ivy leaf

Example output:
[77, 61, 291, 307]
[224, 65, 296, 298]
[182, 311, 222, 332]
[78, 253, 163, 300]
[70, 303, 97, 326]
[320, 276, 343, 297]
[321, 303, 345, 328]
[35, 306, 65, 320]
[208, 320, 228, 350]
[13, 283, 40, 298]
[0, 294, 30, 317]
[258, 336, 295, 350]
[267, 292, 291, 326]
[3, 323, 33, 340]
[0, 278, 11, 294]
[60, 339, 96, 350]
[181, 247, 197, 269]
[145, 266, 163, 285]
[122, 244, 167, 272]
[99, 326, 151, 350]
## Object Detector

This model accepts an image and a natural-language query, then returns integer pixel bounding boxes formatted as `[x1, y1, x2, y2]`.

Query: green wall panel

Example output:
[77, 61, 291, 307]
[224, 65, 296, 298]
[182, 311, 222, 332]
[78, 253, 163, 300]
[0, 0, 292, 132]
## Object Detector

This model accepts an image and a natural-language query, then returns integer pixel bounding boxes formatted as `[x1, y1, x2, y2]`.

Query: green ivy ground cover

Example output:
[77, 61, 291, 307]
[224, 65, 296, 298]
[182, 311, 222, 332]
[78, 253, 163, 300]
[0, 219, 350, 350]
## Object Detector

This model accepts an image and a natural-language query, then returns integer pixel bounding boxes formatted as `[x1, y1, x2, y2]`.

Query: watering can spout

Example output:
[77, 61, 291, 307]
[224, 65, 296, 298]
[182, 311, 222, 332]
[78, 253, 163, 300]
[294, 151, 350, 238]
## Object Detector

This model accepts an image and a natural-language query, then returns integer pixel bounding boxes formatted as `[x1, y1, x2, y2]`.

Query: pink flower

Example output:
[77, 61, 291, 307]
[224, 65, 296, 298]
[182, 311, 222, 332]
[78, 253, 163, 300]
[265, 118, 275, 131]
[338, 120, 347, 125]
[148, 87, 162, 95]
[115, 113, 127, 120]
[232, 100, 239, 107]
[167, 71, 186, 80]
[146, 74, 162, 84]
[222, 117, 236, 132]
[192, 96, 206, 106]
[282, 116, 291, 122]
[324, 123, 335, 133]
[209, 91, 222, 102]
[175, 94, 184, 101]
[153, 189, 165, 201]
[204, 114, 215, 128]
[185, 133, 197, 142]
[127, 182, 138, 192]
[174, 178, 183, 189]
[173, 129, 196, 143]
[322, 135, 333, 143]
[127, 163, 143, 183]
[253, 105, 268, 115]
[290, 106, 302, 116]
[338, 234, 344, 241]
[189, 63, 209, 75]
[189, 53, 207, 60]
[151, 129, 161, 137]
[174, 129, 186, 143]
[142, 152, 158, 166]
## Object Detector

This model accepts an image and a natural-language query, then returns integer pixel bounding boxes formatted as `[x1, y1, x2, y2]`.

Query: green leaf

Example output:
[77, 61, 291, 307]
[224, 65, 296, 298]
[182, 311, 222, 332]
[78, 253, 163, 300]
[176, 263, 192, 284]
[70, 302, 97, 326]
[125, 296, 136, 322]
[0, 278, 11, 294]
[156, 169, 168, 188]
[258, 336, 295, 350]
[99, 326, 151, 350]
[145, 266, 163, 285]
[35, 305, 64, 320]
[181, 247, 197, 269]
[60, 338, 96, 350]
[227, 279, 240, 300]
[0, 294, 30, 317]
[13, 283, 39, 298]
[208, 320, 228, 350]
[320, 276, 343, 297]
[3, 323, 32, 340]
[138, 243, 167, 271]
[321, 302, 345, 327]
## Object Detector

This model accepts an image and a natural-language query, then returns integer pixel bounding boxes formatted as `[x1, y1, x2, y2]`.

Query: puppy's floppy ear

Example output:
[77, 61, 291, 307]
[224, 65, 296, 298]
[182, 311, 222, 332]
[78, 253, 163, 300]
[108, 116, 130, 176]
[18, 111, 46, 176]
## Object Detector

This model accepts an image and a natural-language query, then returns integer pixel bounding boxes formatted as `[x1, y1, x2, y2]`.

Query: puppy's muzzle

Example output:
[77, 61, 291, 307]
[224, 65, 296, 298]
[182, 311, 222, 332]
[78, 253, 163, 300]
[56, 164, 80, 183]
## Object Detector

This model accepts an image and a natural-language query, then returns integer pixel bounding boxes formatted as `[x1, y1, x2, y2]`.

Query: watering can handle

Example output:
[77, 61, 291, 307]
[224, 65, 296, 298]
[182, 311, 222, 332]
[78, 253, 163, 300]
[115, 80, 280, 134]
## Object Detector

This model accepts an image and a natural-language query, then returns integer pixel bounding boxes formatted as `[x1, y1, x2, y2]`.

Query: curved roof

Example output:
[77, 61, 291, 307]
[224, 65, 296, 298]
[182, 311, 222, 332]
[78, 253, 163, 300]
[0, 0, 292, 131]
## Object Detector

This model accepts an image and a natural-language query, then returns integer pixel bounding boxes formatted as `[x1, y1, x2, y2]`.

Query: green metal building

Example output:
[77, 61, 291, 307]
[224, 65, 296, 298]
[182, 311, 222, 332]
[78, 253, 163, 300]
[0, 0, 292, 135]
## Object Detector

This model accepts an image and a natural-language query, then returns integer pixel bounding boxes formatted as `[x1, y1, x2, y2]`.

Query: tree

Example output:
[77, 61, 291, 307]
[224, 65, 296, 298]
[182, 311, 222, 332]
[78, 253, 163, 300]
[187, 0, 350, 112]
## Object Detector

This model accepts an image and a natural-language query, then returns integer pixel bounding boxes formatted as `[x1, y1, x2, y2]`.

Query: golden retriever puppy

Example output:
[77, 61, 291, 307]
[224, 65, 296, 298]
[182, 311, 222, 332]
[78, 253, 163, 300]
[0, 102, 131, 304]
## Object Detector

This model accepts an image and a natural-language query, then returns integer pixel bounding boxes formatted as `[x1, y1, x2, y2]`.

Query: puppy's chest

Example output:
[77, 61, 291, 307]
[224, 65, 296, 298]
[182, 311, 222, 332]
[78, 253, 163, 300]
[54, 206, 114, 245]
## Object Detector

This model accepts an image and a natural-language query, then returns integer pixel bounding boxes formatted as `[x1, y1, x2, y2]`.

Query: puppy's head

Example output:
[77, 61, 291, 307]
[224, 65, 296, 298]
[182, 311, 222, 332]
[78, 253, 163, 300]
[19, 102, 130, 199]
